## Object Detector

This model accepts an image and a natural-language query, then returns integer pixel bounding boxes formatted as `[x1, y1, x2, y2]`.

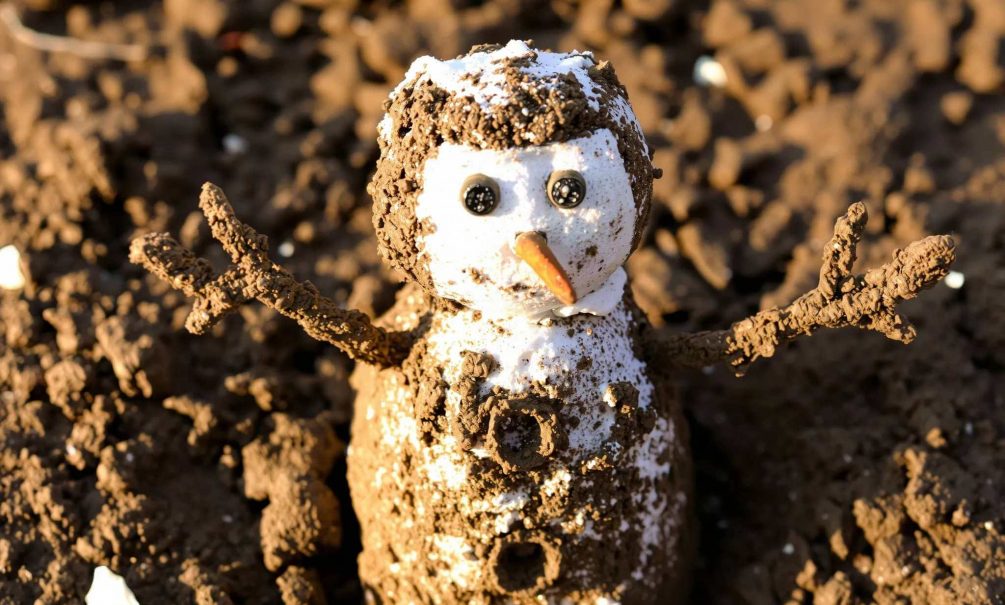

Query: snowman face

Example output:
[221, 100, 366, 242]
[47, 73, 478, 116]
[414, 128, 638, 319]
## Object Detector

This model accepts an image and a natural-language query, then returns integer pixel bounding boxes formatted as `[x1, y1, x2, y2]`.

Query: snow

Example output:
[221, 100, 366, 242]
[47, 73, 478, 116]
[554, 267, 627, 318]
[693, 55, 728, 87]
[424, 434, 469, 490]
[85, 566, 139, 605]
[430, 535, 481, 589]
[395, 40, 600, 112]
[0, 245, 25, 290]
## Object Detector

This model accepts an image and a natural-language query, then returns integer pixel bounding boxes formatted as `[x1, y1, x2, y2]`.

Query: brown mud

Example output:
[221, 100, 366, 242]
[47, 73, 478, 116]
[1, 0, 1003, 604]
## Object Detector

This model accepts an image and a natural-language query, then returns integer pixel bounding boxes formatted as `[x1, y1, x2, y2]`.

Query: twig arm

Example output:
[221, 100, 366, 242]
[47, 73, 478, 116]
[648, 203, 956, 375]
[130, 183, 411, 367]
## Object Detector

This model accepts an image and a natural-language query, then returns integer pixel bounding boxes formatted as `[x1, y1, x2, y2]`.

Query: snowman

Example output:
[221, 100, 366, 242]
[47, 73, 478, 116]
[132, 40, 955, 604]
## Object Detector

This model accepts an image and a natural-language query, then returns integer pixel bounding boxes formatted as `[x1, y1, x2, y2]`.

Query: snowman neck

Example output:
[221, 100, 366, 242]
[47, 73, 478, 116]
[552, 266, 627, 319]
[459, 266, 627, 324]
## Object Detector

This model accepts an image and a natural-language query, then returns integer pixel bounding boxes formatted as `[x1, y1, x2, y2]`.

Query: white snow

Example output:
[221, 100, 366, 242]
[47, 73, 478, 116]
[415, 129, 637, 320]
[693, 55, 728, 87]
[541, 468, 573, 498]
[0, 245, 25, 290]
[945, 270, 965, 289]
[85, 566, 139, 605]
[554, 267, 627, 318]
[424, 434, 469, 490]
[430, 535, 481, 589]
[395, 40, 600, 113]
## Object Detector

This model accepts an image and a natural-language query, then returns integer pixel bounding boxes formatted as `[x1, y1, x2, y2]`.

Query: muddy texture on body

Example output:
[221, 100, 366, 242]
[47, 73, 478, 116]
[347, 286, 691, 603]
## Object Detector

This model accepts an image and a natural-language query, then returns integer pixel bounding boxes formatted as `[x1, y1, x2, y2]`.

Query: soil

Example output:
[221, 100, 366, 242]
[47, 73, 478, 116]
[1, 1, 1003, 604]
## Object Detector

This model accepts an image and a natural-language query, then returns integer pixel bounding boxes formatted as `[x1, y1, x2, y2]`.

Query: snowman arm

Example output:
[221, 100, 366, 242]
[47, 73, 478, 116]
[129, 182, 411, 367]
[648, 202, 956, 376]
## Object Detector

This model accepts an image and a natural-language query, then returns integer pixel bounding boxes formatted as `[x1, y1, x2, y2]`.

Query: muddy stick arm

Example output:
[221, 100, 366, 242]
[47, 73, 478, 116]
[130, 182, 411, 367]
[649, 203, 956, 375]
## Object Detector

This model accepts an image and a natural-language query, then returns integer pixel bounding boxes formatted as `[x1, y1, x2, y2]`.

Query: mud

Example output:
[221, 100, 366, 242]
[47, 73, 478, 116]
[1, 0, 1004, 604]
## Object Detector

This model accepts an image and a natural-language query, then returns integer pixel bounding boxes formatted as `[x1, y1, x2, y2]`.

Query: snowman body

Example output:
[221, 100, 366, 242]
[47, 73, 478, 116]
[348, 285, 691, 603]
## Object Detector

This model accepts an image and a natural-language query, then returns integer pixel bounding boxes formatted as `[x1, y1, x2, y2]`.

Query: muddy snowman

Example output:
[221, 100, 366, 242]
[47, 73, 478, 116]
[133, 40, 956, 604]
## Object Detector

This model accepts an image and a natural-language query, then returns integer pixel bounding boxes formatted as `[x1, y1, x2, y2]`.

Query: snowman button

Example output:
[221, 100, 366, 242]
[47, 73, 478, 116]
[488, 531, 561, 595]
[486, 398, 562, 472]
[461, 174, 500, 215]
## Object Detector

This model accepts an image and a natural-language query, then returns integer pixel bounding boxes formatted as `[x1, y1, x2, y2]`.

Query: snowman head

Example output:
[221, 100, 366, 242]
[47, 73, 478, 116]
[369, 41, 654, 319]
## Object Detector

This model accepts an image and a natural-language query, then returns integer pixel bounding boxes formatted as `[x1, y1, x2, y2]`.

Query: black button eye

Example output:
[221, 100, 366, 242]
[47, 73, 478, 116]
[461, 174, 500, 215]
[547, 170, 586, 208]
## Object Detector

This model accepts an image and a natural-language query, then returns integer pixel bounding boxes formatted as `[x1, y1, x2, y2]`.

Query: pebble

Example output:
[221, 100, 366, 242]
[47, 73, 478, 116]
[755, 115, 773, 132]
[271, 3, 303, 38]
[941, 91, 973, 126]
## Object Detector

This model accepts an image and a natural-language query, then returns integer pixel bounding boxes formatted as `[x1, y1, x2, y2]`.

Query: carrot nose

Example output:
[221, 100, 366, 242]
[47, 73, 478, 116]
[513, 232, 578, 305]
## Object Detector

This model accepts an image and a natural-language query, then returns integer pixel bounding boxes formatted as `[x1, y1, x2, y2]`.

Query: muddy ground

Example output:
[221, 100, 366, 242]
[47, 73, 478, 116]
[1, 0, 1004, 603]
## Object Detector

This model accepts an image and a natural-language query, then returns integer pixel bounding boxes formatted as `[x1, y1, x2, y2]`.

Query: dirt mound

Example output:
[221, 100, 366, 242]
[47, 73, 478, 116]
[1, 0, 1003, 603]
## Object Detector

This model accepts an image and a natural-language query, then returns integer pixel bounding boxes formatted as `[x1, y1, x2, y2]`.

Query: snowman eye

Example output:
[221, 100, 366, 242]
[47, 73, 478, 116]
[547, 170, 586, 209]
[461, 174, 500, 215]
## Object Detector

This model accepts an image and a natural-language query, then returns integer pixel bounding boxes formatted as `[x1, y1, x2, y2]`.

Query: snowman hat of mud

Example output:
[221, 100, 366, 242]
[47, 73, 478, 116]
[369, 40, 657, 320]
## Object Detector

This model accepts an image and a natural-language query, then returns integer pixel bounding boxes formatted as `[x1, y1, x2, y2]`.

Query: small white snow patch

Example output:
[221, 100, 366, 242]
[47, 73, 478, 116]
[554, 268, 628, 319]
[945, 270, 965, 289]
[0, 245, 25, 290]
[398, 40, 601, 112]
[693, 56, 727, 87]
[430, 535, 480, 588]
[222, 134, 248, 155]
[424, 435, 468, 490]
[86, 566, 139, 605]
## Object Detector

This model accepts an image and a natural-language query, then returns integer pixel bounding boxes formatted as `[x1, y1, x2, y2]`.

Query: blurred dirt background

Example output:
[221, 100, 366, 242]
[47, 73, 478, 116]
[1, 0, 1004, 603]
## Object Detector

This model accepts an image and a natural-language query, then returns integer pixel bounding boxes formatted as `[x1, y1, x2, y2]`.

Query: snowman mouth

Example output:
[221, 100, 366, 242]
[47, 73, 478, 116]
[512, 232, 578, 305]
